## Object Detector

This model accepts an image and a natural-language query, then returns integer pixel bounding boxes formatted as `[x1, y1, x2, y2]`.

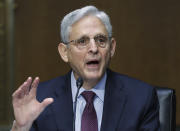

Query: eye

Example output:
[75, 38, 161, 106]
[99, 38, 106, 43]
[77, 37, 89, 45]
[95, 35, 107, 43]
[77, 38, 85, 44]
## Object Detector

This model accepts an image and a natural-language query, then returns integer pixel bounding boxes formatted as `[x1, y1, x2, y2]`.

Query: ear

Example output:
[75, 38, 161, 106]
[110, 38, 116, 58]
[58, 43, 69, 62]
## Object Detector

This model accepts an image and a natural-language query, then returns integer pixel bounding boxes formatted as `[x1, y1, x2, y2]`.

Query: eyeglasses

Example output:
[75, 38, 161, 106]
[66, 34, 111, 49]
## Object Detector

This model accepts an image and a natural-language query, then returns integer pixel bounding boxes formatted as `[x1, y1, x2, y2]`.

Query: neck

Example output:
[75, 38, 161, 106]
[82, 79, 99, 90]
[72, 71, 106, 90]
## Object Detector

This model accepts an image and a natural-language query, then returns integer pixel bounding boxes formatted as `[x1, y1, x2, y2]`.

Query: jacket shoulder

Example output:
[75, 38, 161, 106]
[36, 72, 71, 101]
[107, 69, 155, 93]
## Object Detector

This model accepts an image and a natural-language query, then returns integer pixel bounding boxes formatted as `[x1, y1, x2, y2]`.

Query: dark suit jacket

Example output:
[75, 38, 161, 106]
[30, 69, 160, 131]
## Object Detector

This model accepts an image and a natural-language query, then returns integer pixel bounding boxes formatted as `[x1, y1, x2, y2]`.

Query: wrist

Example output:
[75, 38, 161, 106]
[11, 120, 31, 131]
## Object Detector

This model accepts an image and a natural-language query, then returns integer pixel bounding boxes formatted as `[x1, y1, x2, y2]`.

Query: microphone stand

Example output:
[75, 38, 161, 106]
[73, 77, 83, 131]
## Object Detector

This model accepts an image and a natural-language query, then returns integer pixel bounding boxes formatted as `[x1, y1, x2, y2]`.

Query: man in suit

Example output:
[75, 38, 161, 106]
[12, 5, 160, 131]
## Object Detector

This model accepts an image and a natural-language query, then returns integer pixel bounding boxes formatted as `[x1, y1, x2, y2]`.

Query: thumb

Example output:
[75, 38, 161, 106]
[41, 98, 54, 109]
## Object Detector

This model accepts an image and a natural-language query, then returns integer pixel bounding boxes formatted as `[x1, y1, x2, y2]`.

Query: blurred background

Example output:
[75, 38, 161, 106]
[0, 0, 179, 130]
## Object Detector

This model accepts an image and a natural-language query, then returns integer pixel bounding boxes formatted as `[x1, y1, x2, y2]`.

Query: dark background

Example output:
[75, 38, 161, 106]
[1, 0, 180, 129]
[14, 0, 180, 125]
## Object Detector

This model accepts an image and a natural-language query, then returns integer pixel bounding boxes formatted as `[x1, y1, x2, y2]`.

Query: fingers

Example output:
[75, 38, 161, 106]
[12, 77, 39, 100]
[12, 77, 32, 99]
[25, 77, 33, 94]
[41, 98, 54, 109]
[30, 77, 40, 97]
[38, 98, 54, 115]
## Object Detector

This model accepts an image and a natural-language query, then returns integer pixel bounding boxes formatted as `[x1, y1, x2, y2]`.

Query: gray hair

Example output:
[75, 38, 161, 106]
[60, 5, 112, 44]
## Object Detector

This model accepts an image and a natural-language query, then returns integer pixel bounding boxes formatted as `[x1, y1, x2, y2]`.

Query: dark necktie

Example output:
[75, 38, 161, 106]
[81, 91, 98, 131]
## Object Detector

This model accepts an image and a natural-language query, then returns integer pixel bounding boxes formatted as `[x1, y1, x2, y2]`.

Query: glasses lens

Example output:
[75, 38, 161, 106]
[76, 36, 90, 48]
[69, 35, 110, 49]
[94, 35, 108, 47]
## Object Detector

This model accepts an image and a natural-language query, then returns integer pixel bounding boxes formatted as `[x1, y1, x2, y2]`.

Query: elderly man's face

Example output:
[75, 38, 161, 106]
[59, 16, 116, 85]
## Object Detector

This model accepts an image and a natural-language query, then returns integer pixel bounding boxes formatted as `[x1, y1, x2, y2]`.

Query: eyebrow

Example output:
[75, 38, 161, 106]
[77, 33, 107, 39]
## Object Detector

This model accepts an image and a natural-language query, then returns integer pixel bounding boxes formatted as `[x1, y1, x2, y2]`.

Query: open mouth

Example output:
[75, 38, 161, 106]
[86, 60, 100, 68]
[86, 60, 99, 65]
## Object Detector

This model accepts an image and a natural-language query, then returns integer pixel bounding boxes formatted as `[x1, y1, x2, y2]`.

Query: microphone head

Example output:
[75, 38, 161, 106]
[76, 77, 83, 88]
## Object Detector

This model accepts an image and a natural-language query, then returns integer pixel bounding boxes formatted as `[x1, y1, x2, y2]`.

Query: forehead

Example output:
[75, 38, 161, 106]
[69, 15, 108, 38]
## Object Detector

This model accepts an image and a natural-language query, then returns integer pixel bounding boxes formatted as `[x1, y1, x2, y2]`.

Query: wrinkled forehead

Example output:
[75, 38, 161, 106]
[69, 15, 108, 38]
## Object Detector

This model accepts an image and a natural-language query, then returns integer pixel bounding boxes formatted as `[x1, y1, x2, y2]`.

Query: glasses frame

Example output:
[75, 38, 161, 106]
[65, 34, 112, 49]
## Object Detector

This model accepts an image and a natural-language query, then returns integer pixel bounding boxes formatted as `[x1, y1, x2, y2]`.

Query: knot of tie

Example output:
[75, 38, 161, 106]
[81, 91, 96, 104]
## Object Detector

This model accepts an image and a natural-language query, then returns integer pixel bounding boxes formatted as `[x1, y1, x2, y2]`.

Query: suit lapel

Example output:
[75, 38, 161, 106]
[48, 70, 126, 131]
[50, 72, 73, 131]
[100, 70, 127, 131]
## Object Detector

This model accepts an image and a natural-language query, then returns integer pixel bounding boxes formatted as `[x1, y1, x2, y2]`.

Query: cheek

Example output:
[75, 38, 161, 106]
[102, 49, 111, 63]
[68, 50, 85, 66]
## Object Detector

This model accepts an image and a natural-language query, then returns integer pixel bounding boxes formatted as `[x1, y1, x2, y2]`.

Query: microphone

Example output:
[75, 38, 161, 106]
[73, 77, 84, 131]
[76, 77, 83, 89]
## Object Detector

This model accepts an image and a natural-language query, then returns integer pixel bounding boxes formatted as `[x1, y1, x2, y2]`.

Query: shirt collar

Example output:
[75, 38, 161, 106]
[71, 71, 107, 103]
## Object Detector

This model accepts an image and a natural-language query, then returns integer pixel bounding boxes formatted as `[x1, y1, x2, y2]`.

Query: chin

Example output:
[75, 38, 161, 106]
[84, 72, 103, 81]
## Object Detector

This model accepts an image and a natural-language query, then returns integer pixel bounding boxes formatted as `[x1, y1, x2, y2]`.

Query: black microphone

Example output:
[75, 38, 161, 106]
[73, 77, 84, 131]
[76, 77, 83, 89]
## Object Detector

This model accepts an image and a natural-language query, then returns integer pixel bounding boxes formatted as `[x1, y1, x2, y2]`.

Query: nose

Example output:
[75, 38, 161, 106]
[88, 38, 98, 54]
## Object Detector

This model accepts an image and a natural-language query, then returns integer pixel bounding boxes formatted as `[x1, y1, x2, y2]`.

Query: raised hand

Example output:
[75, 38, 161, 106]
[12, 77, 54, 131]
